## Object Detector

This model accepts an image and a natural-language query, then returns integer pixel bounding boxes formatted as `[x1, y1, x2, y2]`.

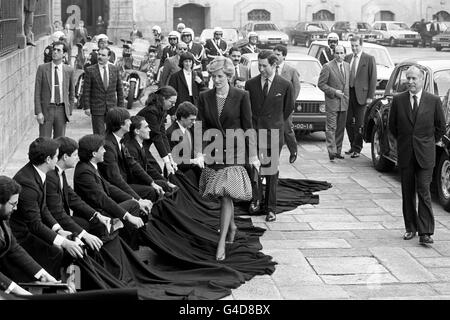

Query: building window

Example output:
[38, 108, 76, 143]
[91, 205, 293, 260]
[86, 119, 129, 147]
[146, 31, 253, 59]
[375, 10, 395, 21]
[435, 11, 450, 21]
[248, 9, 271, 21]
[0, 0, 19, 57]
[313, 10, 335, 21]
[32, 0, 50, 39]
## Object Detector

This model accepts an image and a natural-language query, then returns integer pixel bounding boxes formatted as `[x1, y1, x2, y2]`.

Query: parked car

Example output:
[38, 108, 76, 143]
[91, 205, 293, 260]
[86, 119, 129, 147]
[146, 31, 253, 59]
[432, 29, 450, 51]
[287, 22, 328, 47]
[241, 53, 326, 136]
[372, 21, 421, 47]
[199, 28, 244, 50]
[307, 40, 395, 98]
[363, 58, 450, 209]
[240, 21, 289, 48]
[330, 21, 383, 43]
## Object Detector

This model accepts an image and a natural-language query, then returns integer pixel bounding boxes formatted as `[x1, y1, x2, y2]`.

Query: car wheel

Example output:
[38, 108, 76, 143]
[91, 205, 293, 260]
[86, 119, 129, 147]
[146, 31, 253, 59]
[291, 37, 297, 46]
[389, 37, 396, 47]
[436, 152, 450, 211]
[371, 123, 395, 172]
[436, 45, 442, 51]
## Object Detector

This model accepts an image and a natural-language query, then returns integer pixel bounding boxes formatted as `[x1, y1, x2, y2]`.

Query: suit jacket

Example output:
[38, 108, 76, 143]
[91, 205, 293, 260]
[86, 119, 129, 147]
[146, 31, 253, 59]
[137, 104, 171, 159]
[74, 162, 133, 220]
[231, 64, 249, 84]
[197, 87, 255, 167]
[344, 52, 377, 105]
[34, 62, 75, 121]
[84, 63, 124, 115]
[160, 55, 181, 86]
[280, 63, 301, 100]
[187, 42, 205, 69]
[319, 47, 334, 66]
[124, 138, 165, 182]
[205, 39, 227, 59]
[245, 74, 294, 146]
[98, 133, 153, 198]
[10, 163, 59, 245]
[241, 44, 260, 54]
[46, 168, 96, 234]
[0, 220, 42, 291]
[318, 60, 350, 112]
[388, 91, 446, 169]
[166, 121, 195, 171]
[160, 45, 178, 67]
[168, 69, 205, 111]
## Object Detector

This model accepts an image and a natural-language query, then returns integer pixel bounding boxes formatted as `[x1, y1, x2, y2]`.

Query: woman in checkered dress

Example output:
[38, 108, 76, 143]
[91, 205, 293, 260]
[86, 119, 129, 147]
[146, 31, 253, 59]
[196, 56, 260, 261]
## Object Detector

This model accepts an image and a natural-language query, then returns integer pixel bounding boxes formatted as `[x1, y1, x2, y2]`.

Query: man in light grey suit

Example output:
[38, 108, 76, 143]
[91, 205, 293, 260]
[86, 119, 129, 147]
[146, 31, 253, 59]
[274, 45, 301, 164]
[318, 45, 350, 161]
[35, 41, 75, 138]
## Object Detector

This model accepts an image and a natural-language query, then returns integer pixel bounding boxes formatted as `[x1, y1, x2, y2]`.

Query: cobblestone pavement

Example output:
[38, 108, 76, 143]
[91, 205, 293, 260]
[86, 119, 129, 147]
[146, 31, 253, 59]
[2, 106, 450, 300]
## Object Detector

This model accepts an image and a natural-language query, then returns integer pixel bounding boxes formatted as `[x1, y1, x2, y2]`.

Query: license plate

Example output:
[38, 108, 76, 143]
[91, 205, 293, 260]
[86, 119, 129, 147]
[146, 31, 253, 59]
[269, 40, 279, 44]
[439, 42, 450, 47]
[294, 123, 313, 130]
[406, 40, 413, 43]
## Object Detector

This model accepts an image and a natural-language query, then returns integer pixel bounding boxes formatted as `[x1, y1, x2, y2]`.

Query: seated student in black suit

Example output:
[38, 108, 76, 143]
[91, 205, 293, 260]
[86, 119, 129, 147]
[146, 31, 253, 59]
[124, 116, 178, 192]
[99, 108, 165, 202]
[166, 101, 203, 186]
[74, 134, 150, 249]
[46, 137, 105, 250]
[10, 138, 84, 278]
[0, 176, 58, 296]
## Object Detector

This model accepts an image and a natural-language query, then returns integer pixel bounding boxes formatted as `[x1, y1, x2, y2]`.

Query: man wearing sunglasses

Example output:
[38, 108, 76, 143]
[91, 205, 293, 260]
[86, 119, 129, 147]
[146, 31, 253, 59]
[160, 42, 189, 86]
[319, 33, 339, 66]
[205, 27, 228, 62]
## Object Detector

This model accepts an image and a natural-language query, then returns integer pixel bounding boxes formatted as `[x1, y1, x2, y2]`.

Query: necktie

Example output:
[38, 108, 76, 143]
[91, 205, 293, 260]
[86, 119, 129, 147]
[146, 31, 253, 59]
[103, 66, 108, 90]
[350, 54, 358, 87]
[340, 63, 345, 80]
[412, 95, 418, 112]
[54, 66, 61, 104]
[263, 78, 269, 97]
[276, 65, 280, 75]
[235, 66, 239, 78]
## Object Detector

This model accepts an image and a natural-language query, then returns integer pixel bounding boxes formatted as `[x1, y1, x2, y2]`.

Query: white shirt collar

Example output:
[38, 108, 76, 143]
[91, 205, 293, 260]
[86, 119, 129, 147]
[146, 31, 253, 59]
[113, 132, 122, 150]
[176, 121, 187, 134]
[353, 51, 362, 59]
[410, 90, 423, 102]
[33, 165, 47, 184]
[90, 161, 98, 170]
[55, 164, 64, 176]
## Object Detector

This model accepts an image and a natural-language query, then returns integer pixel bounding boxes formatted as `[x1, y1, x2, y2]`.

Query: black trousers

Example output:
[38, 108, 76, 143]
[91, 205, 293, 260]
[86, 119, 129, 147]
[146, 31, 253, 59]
[260, 145, 282, 213]
[130, 184, 157, 202]
[284, 113, 298, 156]
[399, 156, 435, 236]
[91, 115, 106, 136]
[346, 88, 367, 153]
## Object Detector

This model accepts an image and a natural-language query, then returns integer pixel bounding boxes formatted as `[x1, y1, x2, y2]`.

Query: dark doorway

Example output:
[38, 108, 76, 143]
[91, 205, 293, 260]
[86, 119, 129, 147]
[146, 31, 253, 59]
[173, 4, 206, 36]
[313, 10, 335, 21]
[375, 10, 395, 21]
[435, 11, 450, 21]
[61, 0, 109, 35]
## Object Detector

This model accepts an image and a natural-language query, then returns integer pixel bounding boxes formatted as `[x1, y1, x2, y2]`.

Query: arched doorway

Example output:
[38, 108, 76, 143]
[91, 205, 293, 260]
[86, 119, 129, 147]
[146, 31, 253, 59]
[173, 4, 208, 36]
[61, 0, 109, 35]
[435, 11, 450, 21]
[313, 10, 335, 21]
[375, 10, 395, 21]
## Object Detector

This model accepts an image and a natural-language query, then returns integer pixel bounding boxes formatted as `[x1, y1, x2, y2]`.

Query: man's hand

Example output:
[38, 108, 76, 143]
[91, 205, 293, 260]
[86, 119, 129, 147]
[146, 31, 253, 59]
[61, 239, 84, 258]
[125, 214, 144, 228]
[12, 285, 33, 295]
[151, 182, 165, 197]
[84, 109, 91, 117]
[167, 182, 177, 190]
[36, 113, 45, 125]
[138, 199, 153, 214]
[39, 271, 59, 283]
[165, 162, 175, 175]
[335, 90, 344, 98]
[168, 154, 178, 172]
[57, 229, 72, 239]
[366, 98, 373, 105]
[82, 233, 103, 251]
[195, 75, 203, 84]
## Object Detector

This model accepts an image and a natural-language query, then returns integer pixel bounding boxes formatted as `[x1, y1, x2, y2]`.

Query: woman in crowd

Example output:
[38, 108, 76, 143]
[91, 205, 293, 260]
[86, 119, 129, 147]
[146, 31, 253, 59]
[196, 56, 260, 261]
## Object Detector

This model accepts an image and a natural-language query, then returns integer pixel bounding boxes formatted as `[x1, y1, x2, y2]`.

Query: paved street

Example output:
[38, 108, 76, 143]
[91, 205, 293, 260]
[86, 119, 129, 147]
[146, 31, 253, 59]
[2, 44, 450, 300]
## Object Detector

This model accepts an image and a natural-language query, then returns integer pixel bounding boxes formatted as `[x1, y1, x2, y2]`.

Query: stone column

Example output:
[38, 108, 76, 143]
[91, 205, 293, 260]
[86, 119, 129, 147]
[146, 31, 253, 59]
[17, 0, 26, 49]
[108, 0, 134, 43]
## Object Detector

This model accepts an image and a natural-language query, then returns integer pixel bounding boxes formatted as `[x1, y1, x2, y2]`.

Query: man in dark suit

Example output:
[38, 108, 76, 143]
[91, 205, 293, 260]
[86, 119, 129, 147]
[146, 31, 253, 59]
[74, 134, 149, 249]
[35, 41, 75, 138]
[344, 36, 377, 158]
[46, 137, 105, 250]
[160, 42, 188, 86]
[98, 108, 164, 202]
[318, 45, 350, 161]
[181, 28, 205, 71]
[10, 138, 84, 278]
[160, 31, 180, 68]
[319, 33, 339, 66]
[204, 27, 228, 62]
[274, 45, 301, 164]
[84, 47, 124, 135]
[229, 47, 249, 86]
[1, 176, 57, 295]
[388, 65, 446, 244]
[245, 50, 295, 222]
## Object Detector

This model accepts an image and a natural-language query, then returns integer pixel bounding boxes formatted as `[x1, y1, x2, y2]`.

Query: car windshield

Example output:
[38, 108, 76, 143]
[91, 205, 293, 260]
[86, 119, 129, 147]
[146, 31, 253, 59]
[200, 29, 238, 41]
[254, 24, 279, 31]
[434, 69, 450, 98]
[306, 24, 326, 31]
[356, 22, 372, 30]
[390, 23, 410, 30]
[364, 47, 393, 68]
[250, 59, 322, 85]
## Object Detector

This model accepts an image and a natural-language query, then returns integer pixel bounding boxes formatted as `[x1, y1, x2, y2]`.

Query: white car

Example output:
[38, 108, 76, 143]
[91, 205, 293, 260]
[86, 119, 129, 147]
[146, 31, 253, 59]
[308, 40, 395, 98]
[372, 21, 421, 47]
[241, 53, 326, 134]
[241, 21, 289, 48]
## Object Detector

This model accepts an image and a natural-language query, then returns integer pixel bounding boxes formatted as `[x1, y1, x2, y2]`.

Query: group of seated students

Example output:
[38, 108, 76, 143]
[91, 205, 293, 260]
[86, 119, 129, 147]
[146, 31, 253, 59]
[1, 99, 276, 299]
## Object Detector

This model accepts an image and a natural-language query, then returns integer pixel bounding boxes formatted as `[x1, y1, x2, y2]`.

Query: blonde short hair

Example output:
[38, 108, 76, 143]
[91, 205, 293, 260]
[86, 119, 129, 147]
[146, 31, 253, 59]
[207, 56, 235, 78]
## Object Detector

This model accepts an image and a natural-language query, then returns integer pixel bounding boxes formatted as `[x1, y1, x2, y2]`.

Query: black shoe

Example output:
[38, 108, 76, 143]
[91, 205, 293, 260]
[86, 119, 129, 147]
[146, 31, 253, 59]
[248, 200, 261, 214]
[344, 149, 354, 155]
[419, 235, 434, 244]
[27, 42, 36, 47]
[403, 231, 416, 240]
[335, 154, 345, 159]
[351, 152, 360, 158]
[289, 152, 297, 164]
[329, 154, 335, 161]
[265, 211, 276, 222]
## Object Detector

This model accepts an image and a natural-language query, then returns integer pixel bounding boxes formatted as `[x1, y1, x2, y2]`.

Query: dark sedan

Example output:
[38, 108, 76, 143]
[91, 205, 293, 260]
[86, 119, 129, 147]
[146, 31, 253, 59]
[330, 21, 383, 43]
[288, 22, 328, 47]
[432, 30, 450, 51]
[363, 58, 450, 210]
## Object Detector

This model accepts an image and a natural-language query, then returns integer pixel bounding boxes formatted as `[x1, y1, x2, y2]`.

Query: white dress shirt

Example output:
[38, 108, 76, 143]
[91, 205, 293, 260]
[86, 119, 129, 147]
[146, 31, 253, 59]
[410, 90, 423, 111]
[183, 69, 193, 96]
[350, 52, 362, 76]
[260, 73, 276, 93]
[113, 133, 122, 152]
[51, 62, 64, 104]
